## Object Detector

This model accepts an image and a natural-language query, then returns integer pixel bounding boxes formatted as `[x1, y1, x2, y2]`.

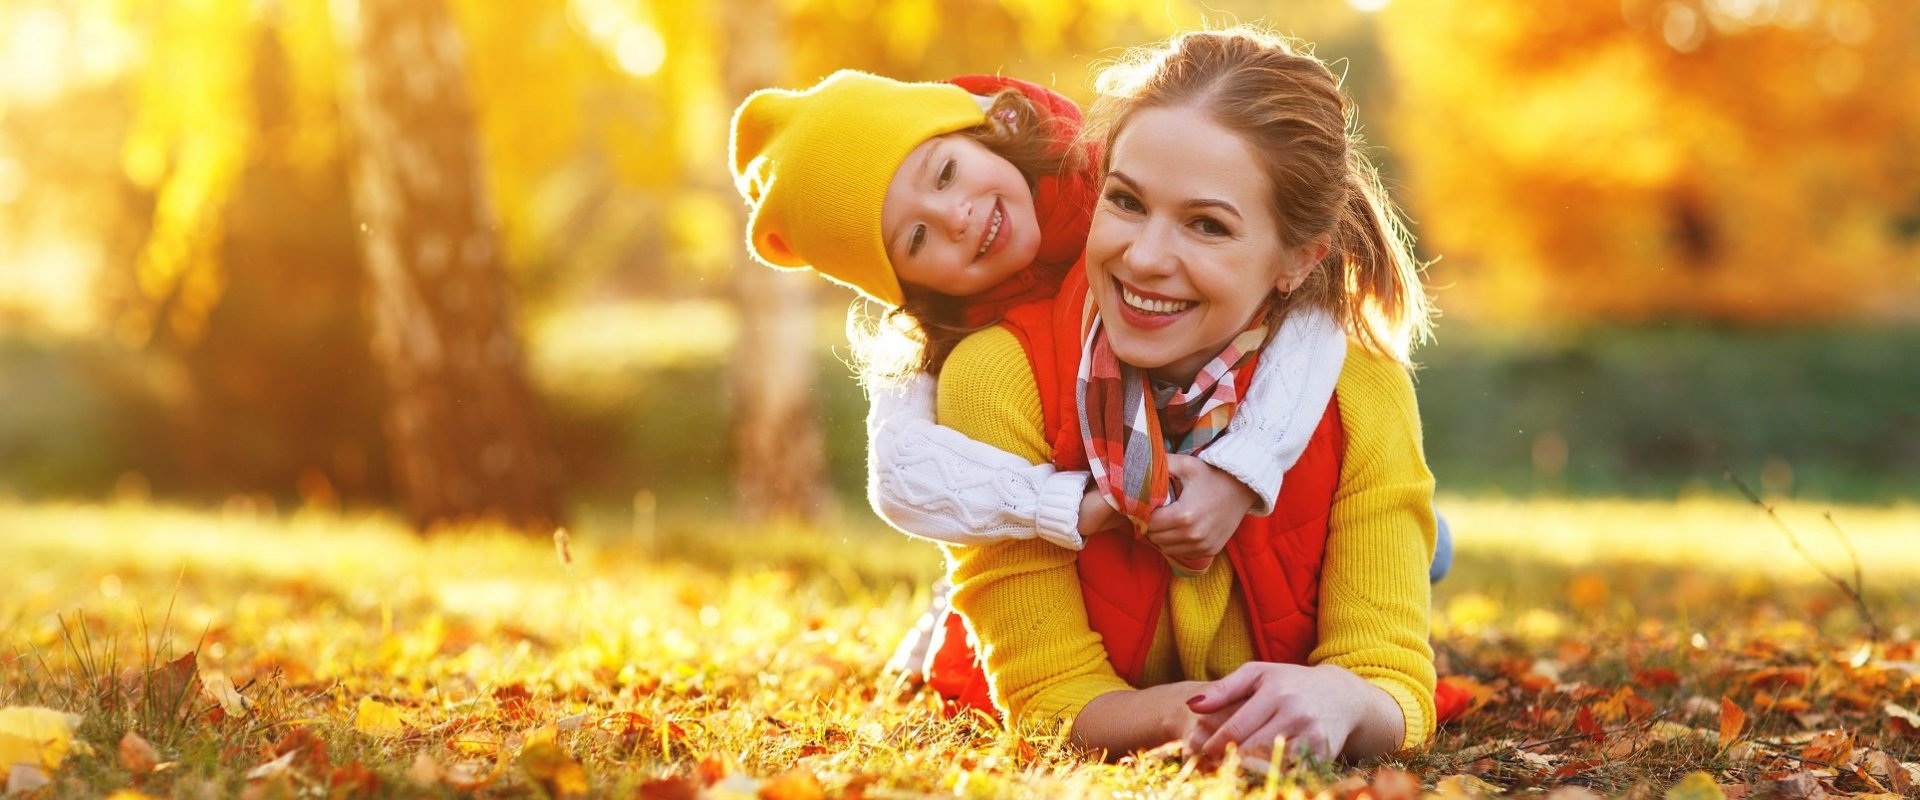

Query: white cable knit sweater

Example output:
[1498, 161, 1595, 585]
[865, 306, 1347, 549]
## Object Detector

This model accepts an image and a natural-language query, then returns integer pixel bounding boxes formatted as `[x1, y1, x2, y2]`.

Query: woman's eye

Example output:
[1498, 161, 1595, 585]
[1104, 191, 1143, 213]
[937, 160, 955, 189]
[909, 225, 927, 256]
[1193, 217, 1230, 236]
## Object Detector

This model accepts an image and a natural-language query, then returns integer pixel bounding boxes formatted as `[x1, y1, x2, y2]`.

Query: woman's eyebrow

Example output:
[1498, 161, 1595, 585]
[1107, 171, 1241, 219]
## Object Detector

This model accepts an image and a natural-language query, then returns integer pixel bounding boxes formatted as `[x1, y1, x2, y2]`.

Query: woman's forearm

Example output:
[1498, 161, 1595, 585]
[1341, 676, 1407, 761]
[1070, 682, 1207, 759]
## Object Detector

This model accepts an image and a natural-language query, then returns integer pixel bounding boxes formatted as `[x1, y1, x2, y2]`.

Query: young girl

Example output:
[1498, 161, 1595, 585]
[934, 27, 1437, 760]
[729, 69, 1350, 688]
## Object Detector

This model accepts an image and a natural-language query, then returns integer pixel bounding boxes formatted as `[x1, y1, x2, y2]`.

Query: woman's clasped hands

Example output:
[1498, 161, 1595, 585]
[1181, 662, 1404, 764]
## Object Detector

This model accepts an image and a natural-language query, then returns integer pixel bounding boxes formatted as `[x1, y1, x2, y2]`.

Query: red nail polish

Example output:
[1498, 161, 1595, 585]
[1187, 694, 1207, 707]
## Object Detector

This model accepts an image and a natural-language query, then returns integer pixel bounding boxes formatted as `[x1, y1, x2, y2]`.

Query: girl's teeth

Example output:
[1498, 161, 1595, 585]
[1121, 286, 1195, 315]
[976, 208, 1003, 257]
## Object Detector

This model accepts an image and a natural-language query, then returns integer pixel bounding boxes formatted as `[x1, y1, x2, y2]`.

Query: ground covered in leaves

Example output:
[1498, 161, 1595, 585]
[3, 496, 1919, 798]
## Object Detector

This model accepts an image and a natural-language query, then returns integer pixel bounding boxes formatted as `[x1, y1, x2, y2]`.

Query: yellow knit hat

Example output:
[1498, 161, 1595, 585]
[729, 70, 986, 307]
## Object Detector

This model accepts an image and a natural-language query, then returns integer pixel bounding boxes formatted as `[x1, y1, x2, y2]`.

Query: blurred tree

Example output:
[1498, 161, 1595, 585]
[332, 0, 562, 532]
[1379, 0, 1920, 324]
[715, 0, 835, 522]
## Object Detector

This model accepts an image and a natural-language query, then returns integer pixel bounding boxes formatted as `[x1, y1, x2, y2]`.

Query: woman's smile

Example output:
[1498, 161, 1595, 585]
[1112, 277, 1197, 329]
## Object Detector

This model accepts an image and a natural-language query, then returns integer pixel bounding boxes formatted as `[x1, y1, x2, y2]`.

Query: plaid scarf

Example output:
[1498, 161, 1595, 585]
[1077, 303, 1269, 576]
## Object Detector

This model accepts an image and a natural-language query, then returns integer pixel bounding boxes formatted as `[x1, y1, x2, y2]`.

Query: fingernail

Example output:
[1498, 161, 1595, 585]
[1186, 694, 1207, 707]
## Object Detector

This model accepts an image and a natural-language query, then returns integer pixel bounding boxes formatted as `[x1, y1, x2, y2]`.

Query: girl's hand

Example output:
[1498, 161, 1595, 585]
[1078, 483, 1123, 539]
[1144, 455, 1257, 563]
[1183, 662, 1403, 763]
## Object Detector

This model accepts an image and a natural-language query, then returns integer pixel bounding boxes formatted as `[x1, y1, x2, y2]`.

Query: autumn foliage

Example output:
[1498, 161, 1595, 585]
[1380, 0, 1920, 324]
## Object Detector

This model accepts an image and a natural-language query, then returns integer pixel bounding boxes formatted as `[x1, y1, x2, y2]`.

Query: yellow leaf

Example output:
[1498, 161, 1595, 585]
[0, 706, 81, 780]
[104, 791, 161, 800]
[1431, 774, 1502, 799]
[1663, 771, 1727, 800]
[353, 698, 411, 738]
[518, 726, 587, 797]
[201, 672, 249, 718]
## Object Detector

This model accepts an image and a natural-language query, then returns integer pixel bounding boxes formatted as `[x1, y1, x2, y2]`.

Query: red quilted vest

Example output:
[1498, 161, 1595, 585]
[926, 265, 1346, 715]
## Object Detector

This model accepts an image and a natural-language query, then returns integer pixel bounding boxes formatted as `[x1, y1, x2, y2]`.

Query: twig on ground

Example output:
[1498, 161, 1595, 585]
[1723, 467, 1880, 641]
[1747, 739, 1842, 771]
[1513, 708, 1675, 752]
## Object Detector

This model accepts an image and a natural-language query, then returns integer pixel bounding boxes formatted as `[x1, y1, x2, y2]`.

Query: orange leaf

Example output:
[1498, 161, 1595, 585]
[1719, 697, 1745, 750]
[492, 684, 535, 723]
[119, 731, 159, 775]
[1887, 703, 1920, 737]
[1801, 729, 1855, 768]
[697, 754, 730, 785]
[1752, 691, 1811, 714]
[758, 769, 825, 800]
[639, 776, 701, 800]
[328, 761, 380, 795]
[1369, 767, 1421, 800]
[1743, 666, 1810, 690]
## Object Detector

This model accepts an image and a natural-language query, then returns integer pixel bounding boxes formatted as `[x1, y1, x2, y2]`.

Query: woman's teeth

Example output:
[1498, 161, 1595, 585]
[975, 207, 1003, 257]
[1121, 285, 1195, 315]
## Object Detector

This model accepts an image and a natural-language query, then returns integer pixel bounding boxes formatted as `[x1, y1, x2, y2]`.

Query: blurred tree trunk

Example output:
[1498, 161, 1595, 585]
[717, 0, 833, 522]
[333, 0, 562, 533]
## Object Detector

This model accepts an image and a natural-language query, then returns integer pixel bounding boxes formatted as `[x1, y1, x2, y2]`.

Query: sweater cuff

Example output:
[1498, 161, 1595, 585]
[1196, 437, 1283, 516]
[1366, 675, 1433, 752]
[1032, 471, 1090, 550]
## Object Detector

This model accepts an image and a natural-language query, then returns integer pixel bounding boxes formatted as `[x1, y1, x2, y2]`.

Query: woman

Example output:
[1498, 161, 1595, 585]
[932, 27, 1438, 762]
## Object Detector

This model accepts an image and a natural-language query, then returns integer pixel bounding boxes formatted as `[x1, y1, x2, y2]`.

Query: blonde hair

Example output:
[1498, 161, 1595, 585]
[851, 87, 1086, 387]
[1088, 27, 1433, 361]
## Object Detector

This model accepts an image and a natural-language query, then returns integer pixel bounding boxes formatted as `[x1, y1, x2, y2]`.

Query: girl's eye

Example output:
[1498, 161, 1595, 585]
[908, 225, 927, 256]
[937, 160, 955, 189]
[1104, 190, 1143, 213]
[1193, 217, 1230, 237]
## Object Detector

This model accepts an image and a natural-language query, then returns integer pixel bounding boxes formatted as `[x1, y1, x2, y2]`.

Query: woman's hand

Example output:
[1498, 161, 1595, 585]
[1183, 662, 1404, 763]
[1143, 455, 1257, 563]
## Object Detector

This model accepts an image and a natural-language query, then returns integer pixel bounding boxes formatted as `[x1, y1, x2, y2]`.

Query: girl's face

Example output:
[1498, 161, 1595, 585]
[881, 133, 1040, 297]
[1085, 105, 1319, 385]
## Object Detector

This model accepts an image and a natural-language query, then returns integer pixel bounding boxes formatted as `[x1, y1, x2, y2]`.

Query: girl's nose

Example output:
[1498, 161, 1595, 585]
[942, 199, 973, 239]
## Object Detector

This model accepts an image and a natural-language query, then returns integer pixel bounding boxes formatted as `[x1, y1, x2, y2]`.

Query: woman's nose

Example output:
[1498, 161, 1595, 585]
[1122, 219, 1179, 277]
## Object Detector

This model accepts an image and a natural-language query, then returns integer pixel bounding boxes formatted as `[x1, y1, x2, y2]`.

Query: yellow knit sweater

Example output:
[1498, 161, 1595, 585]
[936, 326, 1438, 750]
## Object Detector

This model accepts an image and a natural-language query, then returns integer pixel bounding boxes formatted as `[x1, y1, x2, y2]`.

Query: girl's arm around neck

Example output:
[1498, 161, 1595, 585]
[866, 372, 1089, 549]
[1199, 306, 1347, 515]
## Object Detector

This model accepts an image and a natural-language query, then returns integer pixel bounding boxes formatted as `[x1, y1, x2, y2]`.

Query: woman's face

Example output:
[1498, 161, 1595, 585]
[880, 133, 1041, 297]
[1085, 105, 1314, 384]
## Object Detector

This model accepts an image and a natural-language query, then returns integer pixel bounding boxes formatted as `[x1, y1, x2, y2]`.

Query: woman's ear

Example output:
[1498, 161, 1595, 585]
[1277, 235, 1332, 294]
